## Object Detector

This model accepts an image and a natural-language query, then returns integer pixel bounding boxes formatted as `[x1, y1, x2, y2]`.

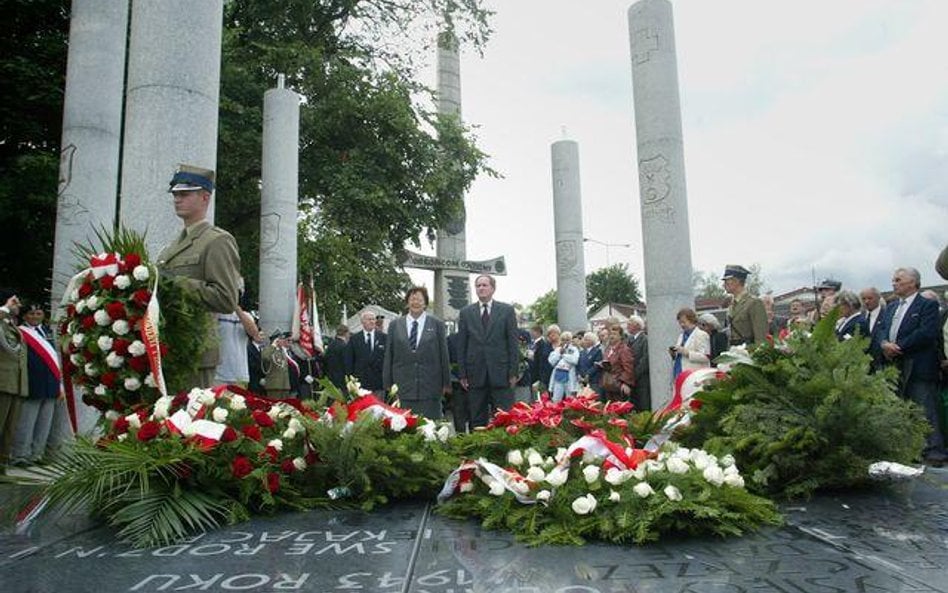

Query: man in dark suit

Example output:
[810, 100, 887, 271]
[383, 286, 451, 419]
[324, 325, 350, 391]
[456, 275, 519, 427]
[345, 311, 386, 395]
[874, 267, 946, 464]
[626, 316, 651, 411]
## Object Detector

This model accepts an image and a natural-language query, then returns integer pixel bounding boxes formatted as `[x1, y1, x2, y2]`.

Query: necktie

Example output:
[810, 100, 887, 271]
[481, 304, 490, 328]
[366, 332, 373, 352]
[410, 320, 418, 351]
[888, 300, 906, 342]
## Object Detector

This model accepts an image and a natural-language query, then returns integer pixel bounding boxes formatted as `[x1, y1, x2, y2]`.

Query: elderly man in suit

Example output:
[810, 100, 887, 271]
[456, 275, 519, 427]
[157, 165, 241, 388]
[345, 311, 386, 395]
[383, 286, 451, 419]
[874, 267, 946, 465]
[626, 315, 651, 411]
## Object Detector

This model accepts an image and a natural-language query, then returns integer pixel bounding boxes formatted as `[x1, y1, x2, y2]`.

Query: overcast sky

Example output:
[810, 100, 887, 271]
[409, 0, 948, 306]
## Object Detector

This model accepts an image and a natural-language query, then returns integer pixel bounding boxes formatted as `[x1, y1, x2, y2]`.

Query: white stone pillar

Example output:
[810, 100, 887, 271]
[433, 33, 469, 325]
[551, 140, 588, 332]
[52, 0, 129, 307]
[119, 0, 223, 255]
[628, 0, 694, 408]
[258, 76, 300, 337]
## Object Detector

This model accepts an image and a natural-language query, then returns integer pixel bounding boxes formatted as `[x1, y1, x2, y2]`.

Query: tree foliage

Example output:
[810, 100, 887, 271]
[527, 290, 558, 327]
[586, 263, 642, 316]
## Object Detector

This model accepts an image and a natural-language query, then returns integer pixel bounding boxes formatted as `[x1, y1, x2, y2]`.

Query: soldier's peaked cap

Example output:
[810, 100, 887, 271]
[817, 278, 842, 291]
[721, 265, 751, 280]
[168, 164, 215, 193]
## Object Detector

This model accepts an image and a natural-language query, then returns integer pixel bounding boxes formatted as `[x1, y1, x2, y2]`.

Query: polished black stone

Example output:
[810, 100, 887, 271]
[1, 469, 945, 593]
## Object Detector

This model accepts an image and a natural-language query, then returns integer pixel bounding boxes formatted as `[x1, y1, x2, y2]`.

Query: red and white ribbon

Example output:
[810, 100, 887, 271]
[90, 253, 121, 279]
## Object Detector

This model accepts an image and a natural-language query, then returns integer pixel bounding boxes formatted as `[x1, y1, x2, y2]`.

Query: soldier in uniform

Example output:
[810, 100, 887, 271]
[722, 265, 768, 346]
[156, 165, 241, 388]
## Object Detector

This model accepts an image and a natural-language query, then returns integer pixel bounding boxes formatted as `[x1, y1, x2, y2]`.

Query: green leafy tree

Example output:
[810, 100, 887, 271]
[527, 290, 558, 327]
[693, 270, 725, 300]
[586, 263, 642, 316]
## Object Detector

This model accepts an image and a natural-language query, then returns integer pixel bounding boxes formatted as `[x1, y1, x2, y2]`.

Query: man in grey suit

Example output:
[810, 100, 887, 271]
[457, 275, 519, 427]
[383, 286, 451, 419]
[626, 316, 651, 411]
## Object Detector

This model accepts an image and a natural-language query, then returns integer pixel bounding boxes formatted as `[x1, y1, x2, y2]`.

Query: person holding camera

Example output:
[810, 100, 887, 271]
[670, 308, 711, 380]
[548, 330, 580, 403]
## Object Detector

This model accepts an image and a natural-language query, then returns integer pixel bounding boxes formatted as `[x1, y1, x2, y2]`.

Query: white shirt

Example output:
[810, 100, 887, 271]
[887, 292, 918, 342]
[865, 306, 882, 333]
[478, 300, 493, 316]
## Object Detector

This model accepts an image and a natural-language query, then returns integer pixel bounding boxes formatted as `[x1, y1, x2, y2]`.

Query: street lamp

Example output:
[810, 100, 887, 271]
[583, 237, 631, 268]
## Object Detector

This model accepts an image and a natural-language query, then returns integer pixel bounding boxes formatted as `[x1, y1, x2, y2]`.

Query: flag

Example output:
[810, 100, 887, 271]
[292, 283, 315, 358]
[309, 275, 323, 350]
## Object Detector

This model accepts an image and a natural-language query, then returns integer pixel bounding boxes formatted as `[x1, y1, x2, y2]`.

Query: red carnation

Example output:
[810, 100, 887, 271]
[129, 356, 150, 373]
[220, 426, 238, 443]
[78, 282, 93, 298]
[127, 316, 141, 331]
[80, 316, 95, 330]
[65, 304, 76, 318]
[280, 459, 296, 474]
[266, 472, 280, 493]
[242, 425, 262, 441]
[131, 290, 151, 308]
[99, 275, 115, 290]
[124, 253, 142, 269]
[112, 400, 125, 411]
[105, 301, 126, 320]
[82, 349, 95, 361]
[172, 392, 189, 408]
[304, 451, 319, 466]
[137, 421, 161, 441]
[252, 410, 275, 428]
[262, 446, 279, 463]
[231, 455, 254, 479]
[112, 338, 130, 355]
[113, 416, 129, 433]
[100, 372, 117, 388]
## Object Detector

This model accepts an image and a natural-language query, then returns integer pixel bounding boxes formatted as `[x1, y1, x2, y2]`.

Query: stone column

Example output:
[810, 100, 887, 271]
[550, 139, 588, 332]
[628, 0, 694, 408]
[258, 75, 300, 337]
[433, 32, 469, 326]
[52, 0, 129, 308]
[119, 0, 223, 255]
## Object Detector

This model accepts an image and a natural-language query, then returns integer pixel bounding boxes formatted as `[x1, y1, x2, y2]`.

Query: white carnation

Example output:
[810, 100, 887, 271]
[692, 451, 712, 470]
[723, 473, 745, 488]
[487, 480, 506, 497]
[84, 363, 97, 377]
[282, 428, 297, 440]
[86, 296, 100, 310]
[105, 351, 124, 368]
[703, 465, 725, 487]
[228, 394, 246, 411]
[720, 454, 736, 468]
[97, 335, 114, 352]
[288, 418, 303, 433]
[124, 377, 141, 391]
[114, 275, 131, 290]
[664, 485, 683, 501]
[292, 457, 307, 471]
[582, 464, 601, 484]
[72, 332, 85, 347]
[631, 466, 647, 480]
[436, 425, 452, 442]
[571, 493, 597, 515]
[117, 433, 128, 441]
[526, 449, 544, 467]
[70, 353, 83, 366]
[93, 309, 111, 326]
[153, 396, 173, 420]
[545, 468, 569, 487]
[125, 413, 142, 429]
[144, 374, 156, 388]
[389, 414, 407, 432]
[506, 449, 524, 466]
[604, 468, 632, 485]
[666, 457, 690, 474]
[609, 490, 621, 502]
[268, 439, 283, 452]
[526, 466, 546, 482]
[633, 482, 654, 498]
[212, 407, 229, 423]
[93, 385, 107, 396]
[75, 299, 87, 314]
[535, 489, 551, 502]
[420, 422, 437, 441]
[128, 340, 146, 356]
[132, 265, 150, 281]
[111, 319, 129, 335]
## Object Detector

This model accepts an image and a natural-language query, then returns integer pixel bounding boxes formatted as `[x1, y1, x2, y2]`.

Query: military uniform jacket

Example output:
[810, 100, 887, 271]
[157, 221, 241, 369]
[0, 313, 27, 395]
[727, 292, 769, 345]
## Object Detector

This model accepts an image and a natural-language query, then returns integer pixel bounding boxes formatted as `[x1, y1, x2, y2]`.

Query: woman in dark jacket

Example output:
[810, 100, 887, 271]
[600, 324, 634, 402]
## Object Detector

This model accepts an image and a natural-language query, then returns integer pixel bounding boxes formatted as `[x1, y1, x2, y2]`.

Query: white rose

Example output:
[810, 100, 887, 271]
[228, 394, 246, 411]
[389, 414, 407, 432]
[644, 460, 665, 474]
[571, 493, 597, 515]
[212, 408, 229, 423]
[723, 464, 740, 477]
[153, 397, 172, 420]
[545, 468, 569, 487]
[114, 275, 131, 290]
[288, 418, 303, 433]
[105, 352, 124, 368]
[75, 299, 87, 314]
[664, 485, 683, 501]
[389, 384, 399, 397]
[672, 446, 692, 460]
[488, 481, 506, 497]
[111, 319, 129, 335]
[267, 405, 282, 419]
[666, 457, 690, 474]
[97, 335, 114, 352]
[292, 457, 307, 471]
[125, 413, 141, 429]
[459, 481, 474, 493]
[94, 384, 107, 396]
[609, 490, 621, 502]
[724, 473, 745, 488]
[631, 466, 647, 480]
[544, 456, 556, 468]
[536, 489, 552, 502]
[84, 363, 97, 377]
[526, 466, 546, 482]
[117, 433, 128, 441]
[268, 439, 283, 451]
[128, 340, 146, 356]
[144, 374, 156, 388]
[720, 454, 736, 468]
[132, 265, 150, 281]
[582, 465, 600, 484]
[703, 465, 725, 487]
[199, 391, 216, 406]
[72, 332, 85, 347]
[582, 450, 599, 465]
[604, 468, 632, 485]
[506, 449, 524, 466]
[124, 377, 141, 391]
[436, 425, 452, 442]
[511, 480, 530, 495]
[104, 411, 119, 421]
[93, 309, 111, 326]
[282, 428, 297, 440]
[420, 422, 437, 441]
[633, 482, 654, 498]
[86, 296, 100, 310]
[692, 451, 711, 471]
[526, 449, 544, 466]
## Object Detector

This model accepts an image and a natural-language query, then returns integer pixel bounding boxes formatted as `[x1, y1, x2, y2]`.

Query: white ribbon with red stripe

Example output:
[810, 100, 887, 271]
[18, 325, 62, 382]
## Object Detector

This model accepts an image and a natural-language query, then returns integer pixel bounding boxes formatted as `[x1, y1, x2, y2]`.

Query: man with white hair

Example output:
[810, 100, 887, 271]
[859, 286, 884, 337]
[626, 315, 650, 411]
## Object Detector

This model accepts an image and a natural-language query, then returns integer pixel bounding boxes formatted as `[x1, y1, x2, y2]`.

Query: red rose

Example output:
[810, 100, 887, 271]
[113, 416, 129, 433]
[129, 356, 150, 373]
[172, 392, 189, 408]
[80, 316, 95, 330]
[99, 275, 115, 290]
[82, 349, 95, 362]
[124, 253, 142, 269]
[100, 372, 117, 388]
[127, 316, 141, 331]
[252, 410, 275, 428]
[280, 459, 296, 474]
[220, 427, 238, 442]
[65, 304, 76, 318]
[262, 446, 279, 463]
[78, 282, 93, 298]
[131, 290, 151, 308]
[304, 451, 319, 466]
[105, 302, 126, 320]
[112, 338, 130, 355]
[266, 472, 280, 493]
[242, 425, 262, 441]
[231, 455, 254, 479]
[137, 421, 161, 441]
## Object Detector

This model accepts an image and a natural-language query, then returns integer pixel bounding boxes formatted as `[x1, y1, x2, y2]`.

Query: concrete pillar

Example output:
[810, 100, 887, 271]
[551, 140, 588, 331]
[119, 0, 223, 255]
[628, 0, 694, 408]
[433, 32, 469, 325]
[52, 0, 129, 308]
[258, 76, 300, 337]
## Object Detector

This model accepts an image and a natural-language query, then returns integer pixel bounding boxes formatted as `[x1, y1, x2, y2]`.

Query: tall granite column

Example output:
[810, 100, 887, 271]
[550, 139, 588, 331]
[628, 0, 694, 408]
[119, 0, 223, 255]
[433, 32, 469, 325]
[52, 0, 129, 308]
[258, 75, 300, 336]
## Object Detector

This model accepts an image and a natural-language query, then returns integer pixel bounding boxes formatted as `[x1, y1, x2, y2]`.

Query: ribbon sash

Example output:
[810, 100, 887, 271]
[18, 325, 62, 382]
